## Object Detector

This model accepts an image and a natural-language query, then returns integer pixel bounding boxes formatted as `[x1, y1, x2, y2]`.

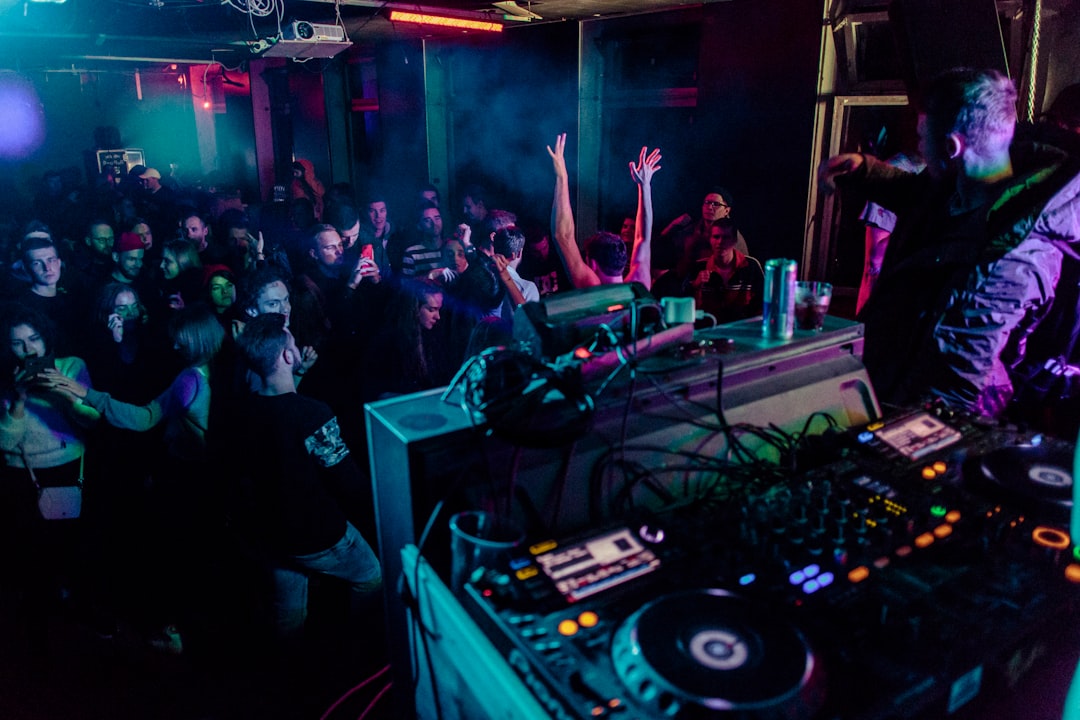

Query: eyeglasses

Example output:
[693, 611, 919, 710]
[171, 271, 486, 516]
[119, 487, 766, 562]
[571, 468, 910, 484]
[703, 200, 729, 209]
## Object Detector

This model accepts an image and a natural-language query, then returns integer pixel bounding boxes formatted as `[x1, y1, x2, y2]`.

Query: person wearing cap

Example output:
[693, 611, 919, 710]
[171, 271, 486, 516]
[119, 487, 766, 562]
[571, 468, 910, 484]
[204, 265, 237, 317]
[111, 231, 146, 287]
[134, 167, 177, 248]
[139, 167, 163, 194]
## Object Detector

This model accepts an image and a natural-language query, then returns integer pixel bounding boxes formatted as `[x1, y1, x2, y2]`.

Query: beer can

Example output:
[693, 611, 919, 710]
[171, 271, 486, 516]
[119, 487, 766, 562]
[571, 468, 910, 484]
[762, 258, 797, 339]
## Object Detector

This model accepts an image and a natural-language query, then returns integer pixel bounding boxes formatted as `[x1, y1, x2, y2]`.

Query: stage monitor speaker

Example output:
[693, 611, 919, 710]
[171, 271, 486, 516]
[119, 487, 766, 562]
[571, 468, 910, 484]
[888, 0, 1009, 104]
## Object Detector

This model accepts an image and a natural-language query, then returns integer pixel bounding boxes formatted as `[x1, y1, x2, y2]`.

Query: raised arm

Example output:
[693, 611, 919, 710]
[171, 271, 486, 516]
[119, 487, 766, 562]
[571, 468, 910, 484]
[493, 254, 528, 307]
[547, 133, 600, 288]
[818, 153, 866, 194]
[625, 146, 662, 289]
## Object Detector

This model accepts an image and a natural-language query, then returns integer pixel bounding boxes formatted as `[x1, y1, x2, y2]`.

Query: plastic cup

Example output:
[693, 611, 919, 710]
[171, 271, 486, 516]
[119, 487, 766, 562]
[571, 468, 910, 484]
[448, 511, 524, 596]
[794, 281, 832, 331]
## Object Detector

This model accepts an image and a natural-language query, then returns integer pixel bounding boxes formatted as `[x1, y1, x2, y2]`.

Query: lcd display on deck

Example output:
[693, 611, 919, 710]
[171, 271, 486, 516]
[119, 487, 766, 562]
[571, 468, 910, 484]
[534, 527, 661, 602]
[874, 412, 962, 460]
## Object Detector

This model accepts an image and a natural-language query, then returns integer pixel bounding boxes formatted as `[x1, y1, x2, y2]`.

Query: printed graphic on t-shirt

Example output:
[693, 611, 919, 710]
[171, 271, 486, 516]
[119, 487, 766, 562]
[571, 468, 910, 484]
[305, 417, 349, 468]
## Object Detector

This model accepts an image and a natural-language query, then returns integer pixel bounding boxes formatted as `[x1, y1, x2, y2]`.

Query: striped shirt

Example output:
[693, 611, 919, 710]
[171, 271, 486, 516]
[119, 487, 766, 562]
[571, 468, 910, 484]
[400, 244, 444, 277]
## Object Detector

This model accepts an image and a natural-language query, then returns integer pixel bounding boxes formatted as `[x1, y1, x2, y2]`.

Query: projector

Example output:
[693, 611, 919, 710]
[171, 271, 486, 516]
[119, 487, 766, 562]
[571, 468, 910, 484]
[283, 20, 346, 42]
[259, 20, 350, 58]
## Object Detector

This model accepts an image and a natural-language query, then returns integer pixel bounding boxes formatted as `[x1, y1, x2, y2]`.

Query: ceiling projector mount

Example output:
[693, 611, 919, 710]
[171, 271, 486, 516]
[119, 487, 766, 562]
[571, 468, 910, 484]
[252, 20, 351, 60]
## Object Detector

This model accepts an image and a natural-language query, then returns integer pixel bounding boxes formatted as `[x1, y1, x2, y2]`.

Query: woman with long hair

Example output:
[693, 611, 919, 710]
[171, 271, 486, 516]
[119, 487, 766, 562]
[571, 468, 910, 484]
[363, 279, 449, 400]
[158, 238, 204, 312]
[83, 282, 164, 402]
[0, 304, 101, 647]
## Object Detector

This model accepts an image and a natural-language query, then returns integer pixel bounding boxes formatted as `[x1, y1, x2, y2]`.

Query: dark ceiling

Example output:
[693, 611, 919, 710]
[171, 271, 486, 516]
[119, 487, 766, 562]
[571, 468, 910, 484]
[0, 0, 712, 69]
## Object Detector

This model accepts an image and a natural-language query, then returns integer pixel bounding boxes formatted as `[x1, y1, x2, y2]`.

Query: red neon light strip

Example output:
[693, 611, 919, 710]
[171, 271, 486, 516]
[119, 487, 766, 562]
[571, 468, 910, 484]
[389, 10, 503, 32]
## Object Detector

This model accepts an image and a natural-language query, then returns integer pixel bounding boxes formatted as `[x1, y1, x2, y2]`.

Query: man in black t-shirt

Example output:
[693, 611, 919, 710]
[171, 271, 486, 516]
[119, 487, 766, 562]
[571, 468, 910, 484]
[17, 235, 86, 356]
[233, 312, 381, 641]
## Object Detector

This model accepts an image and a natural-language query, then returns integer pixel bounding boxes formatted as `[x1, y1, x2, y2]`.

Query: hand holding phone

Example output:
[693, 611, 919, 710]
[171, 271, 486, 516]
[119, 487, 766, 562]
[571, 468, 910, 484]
[21, 355, 53, 378]
[17, 355, 54, 391]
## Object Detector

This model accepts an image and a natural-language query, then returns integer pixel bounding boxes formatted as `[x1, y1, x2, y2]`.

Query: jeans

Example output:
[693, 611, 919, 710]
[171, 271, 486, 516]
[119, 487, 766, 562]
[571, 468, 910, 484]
[271, 522, 382, 639]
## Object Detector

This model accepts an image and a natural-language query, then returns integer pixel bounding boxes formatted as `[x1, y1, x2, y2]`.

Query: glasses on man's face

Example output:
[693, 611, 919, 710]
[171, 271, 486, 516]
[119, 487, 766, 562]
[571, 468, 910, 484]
[703, 200, 729, 209]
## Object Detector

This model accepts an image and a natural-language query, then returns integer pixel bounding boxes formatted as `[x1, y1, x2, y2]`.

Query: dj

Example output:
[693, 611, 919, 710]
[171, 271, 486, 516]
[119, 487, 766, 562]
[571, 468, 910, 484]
[820, 68, 1080, 419]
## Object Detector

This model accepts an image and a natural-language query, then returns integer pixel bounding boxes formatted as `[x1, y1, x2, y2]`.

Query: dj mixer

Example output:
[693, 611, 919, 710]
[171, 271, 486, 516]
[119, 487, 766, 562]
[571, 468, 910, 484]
[459, 406, 1080, 719]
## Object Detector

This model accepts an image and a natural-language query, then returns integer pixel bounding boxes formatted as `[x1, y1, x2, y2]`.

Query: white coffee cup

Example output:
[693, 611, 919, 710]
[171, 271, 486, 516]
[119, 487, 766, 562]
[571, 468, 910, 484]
[662, 296, 696, 325]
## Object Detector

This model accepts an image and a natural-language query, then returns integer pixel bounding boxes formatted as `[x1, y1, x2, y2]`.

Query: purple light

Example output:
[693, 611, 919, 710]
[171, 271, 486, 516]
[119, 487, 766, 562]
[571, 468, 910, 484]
[0, 73, 46, 159]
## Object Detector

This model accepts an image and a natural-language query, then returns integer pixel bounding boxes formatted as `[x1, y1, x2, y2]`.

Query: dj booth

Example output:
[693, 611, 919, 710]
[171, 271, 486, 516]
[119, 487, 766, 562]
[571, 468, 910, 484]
[366, 304, 1079, 719]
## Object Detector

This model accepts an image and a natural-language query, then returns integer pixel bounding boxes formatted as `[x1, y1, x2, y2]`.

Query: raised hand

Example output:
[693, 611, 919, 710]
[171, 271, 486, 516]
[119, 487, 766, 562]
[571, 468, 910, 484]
[108, 313, 124, 343]
[493, 253, 512, 278]
[348, 256, 380, 289]
[629, 146, 662, 186]
[456, 224, 472, 247]
[298, 346, 318, 375]
[546, 133, 569, 179]
[818, 153, 865, 194]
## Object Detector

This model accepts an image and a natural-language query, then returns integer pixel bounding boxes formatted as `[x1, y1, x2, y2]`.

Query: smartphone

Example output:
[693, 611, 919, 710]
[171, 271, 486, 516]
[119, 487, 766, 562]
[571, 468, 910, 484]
[21, 355, 54, 386]
[22, 355, 54, 377]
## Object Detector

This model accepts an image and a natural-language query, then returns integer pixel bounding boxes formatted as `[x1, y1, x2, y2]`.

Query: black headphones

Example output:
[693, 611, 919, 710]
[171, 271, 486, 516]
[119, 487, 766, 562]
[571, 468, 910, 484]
[462, 347, 595, 448]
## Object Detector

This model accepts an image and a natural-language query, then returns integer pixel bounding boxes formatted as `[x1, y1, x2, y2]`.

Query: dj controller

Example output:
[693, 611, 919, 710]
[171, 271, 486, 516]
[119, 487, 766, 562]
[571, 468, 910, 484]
[459, 405, 1080, 719]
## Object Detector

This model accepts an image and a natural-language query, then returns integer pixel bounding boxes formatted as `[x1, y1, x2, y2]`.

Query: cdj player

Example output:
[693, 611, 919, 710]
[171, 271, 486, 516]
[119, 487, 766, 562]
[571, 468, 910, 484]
[456, 405, 1080, 719]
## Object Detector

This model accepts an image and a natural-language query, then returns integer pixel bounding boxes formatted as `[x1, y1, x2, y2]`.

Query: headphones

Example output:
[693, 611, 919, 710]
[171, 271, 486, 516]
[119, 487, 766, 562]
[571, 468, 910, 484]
[461, 347, 595, 448]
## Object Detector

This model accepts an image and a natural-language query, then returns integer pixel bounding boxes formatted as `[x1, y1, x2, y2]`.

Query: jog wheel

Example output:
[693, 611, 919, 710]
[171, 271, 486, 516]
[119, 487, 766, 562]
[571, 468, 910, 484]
[969, 443, 1073, 522]
[611, 589, 824, 719]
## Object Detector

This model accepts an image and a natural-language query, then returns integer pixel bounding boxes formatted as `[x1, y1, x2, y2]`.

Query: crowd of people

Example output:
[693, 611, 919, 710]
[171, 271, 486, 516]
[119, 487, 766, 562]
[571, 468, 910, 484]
[0, 132, 766, 687]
